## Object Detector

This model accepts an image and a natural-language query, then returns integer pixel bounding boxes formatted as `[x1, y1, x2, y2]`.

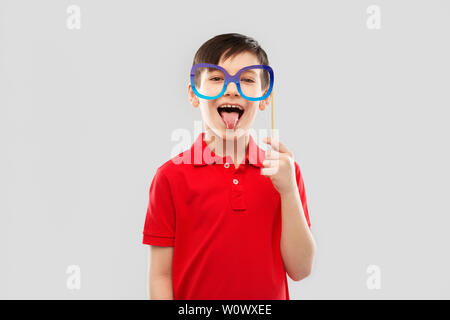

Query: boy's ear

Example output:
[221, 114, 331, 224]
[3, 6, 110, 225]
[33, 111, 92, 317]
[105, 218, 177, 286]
[259, 91, 273, 111]
[188, 83, 200, 108]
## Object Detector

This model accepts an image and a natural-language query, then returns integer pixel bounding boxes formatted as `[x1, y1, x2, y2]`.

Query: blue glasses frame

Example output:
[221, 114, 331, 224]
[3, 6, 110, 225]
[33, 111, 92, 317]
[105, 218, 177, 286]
[190, 63, 274, 101]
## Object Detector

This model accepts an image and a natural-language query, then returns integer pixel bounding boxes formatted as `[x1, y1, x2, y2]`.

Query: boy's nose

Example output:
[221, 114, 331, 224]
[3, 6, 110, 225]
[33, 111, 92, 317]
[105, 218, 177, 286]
[224, 82, 239, 97]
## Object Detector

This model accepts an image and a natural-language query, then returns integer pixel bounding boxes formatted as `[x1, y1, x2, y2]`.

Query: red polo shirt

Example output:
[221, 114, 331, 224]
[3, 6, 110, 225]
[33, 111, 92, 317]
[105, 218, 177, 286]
[142, 132, 311, 300]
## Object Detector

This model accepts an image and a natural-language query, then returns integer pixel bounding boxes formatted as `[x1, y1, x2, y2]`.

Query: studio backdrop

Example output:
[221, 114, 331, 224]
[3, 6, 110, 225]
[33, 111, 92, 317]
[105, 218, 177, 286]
[1, 0, 449, 299]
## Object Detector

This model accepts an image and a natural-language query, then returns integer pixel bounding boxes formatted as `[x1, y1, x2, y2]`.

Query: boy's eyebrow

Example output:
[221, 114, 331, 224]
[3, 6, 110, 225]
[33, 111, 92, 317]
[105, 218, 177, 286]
[236, 69, 261, 78]
[207, 66, 260, 75]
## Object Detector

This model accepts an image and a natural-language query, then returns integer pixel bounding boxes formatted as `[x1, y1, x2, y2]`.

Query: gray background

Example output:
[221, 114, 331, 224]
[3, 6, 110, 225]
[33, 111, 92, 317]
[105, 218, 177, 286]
[1, 0, 449, 299]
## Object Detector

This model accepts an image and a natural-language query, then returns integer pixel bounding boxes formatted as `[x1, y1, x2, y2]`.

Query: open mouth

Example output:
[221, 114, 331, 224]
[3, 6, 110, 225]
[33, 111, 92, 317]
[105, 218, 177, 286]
[217, 104, 244, 129]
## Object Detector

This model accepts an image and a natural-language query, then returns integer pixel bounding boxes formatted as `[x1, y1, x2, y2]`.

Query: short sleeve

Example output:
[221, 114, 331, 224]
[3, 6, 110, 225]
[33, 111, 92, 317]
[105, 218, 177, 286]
[142, 167, 176, 246]
[294, 161, 311, 229]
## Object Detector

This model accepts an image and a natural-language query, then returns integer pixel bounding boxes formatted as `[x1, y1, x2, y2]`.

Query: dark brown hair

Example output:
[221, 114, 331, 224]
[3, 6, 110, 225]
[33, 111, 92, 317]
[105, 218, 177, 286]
[192, 33, 270, 91]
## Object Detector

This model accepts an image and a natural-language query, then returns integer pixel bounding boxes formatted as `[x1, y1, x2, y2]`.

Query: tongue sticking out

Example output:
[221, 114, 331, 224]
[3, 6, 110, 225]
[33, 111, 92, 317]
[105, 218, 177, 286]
[220, 111, 240, 129]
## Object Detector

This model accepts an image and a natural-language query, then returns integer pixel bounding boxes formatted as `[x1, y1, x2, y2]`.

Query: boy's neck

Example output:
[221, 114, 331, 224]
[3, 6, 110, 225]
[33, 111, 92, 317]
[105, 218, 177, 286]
[204, 128, 249, 168]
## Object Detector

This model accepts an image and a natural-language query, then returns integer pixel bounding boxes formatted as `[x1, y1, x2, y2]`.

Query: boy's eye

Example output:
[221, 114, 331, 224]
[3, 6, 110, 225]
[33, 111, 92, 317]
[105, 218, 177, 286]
[209, 77, 223, 81]
[241, 78, 255, 83]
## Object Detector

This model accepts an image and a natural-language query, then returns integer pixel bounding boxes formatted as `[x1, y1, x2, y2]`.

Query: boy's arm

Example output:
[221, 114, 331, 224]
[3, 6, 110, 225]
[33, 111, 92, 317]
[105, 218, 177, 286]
[261, 137, 315, 281]
[148, 246, 174, 300]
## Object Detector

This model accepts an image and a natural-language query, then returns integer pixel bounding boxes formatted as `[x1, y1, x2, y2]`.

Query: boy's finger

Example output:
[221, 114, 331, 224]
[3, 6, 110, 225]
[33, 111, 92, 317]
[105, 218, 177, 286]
[262, 159, 279, 168]
[260, 167, 278, 176]
[262, 137, 290, 154]
[265, 148, 281, 160]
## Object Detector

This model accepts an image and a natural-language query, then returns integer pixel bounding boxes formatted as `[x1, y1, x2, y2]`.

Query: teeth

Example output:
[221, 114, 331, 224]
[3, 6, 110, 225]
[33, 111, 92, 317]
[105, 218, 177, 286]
[219, 104, 243, 111]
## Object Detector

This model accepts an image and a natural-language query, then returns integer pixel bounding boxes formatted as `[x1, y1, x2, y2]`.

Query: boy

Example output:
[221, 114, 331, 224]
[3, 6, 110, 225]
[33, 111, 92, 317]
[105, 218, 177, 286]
[142, 33, 316, 300]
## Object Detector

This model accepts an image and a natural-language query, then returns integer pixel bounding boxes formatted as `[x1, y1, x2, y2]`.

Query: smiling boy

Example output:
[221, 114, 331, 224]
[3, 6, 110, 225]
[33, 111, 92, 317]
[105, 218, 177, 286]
[142, 33, 316, 300]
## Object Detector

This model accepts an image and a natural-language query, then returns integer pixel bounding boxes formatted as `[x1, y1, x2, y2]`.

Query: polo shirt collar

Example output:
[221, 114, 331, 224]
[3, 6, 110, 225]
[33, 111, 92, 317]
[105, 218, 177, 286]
[190, 132, 265, 168]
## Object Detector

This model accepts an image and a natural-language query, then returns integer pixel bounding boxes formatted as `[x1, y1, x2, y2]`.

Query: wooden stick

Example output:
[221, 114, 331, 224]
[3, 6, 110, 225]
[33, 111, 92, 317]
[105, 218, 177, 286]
[271, 91, 274, 139]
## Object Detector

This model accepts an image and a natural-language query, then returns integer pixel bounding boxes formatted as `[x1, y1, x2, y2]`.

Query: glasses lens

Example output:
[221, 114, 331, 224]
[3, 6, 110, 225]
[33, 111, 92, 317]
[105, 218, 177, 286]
[193, 66, 225, 98]
[239, 67, 271, 99]
[193, 65, 272, 100]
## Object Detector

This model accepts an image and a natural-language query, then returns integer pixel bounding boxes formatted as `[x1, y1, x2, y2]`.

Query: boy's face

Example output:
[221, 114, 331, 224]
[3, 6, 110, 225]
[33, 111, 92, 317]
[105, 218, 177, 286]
[188, 51, 272, 141]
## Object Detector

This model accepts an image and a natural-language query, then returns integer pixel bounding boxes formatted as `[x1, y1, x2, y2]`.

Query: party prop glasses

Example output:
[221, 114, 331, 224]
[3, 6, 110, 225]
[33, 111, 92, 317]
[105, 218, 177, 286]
[190, 63, 274, 101]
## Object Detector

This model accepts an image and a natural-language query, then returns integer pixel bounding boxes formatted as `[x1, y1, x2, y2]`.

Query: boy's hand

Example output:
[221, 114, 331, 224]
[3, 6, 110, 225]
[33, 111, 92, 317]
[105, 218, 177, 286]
[261, 137, 297, 196]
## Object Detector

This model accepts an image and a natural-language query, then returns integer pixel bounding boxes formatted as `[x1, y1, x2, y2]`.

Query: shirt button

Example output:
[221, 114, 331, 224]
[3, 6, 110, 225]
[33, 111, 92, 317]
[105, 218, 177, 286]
[233, 179, 239, 185]
[224, 162, 230, 168]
